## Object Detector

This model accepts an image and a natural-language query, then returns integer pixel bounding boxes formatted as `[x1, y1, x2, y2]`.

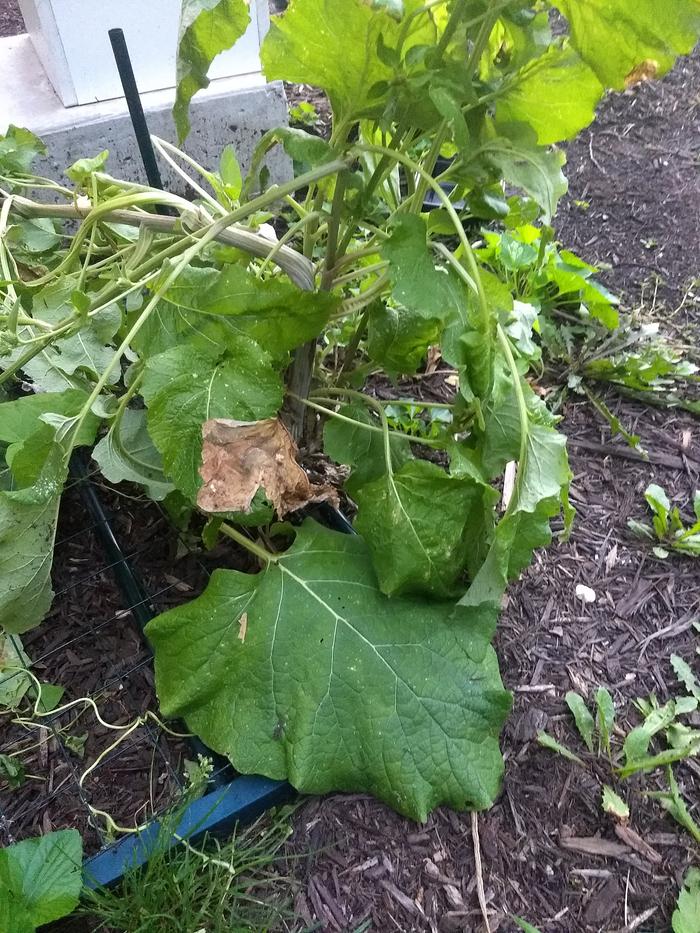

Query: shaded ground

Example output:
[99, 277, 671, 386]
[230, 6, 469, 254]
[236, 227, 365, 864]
[0, 0, 22, 38]
[281, 47, 700, 933]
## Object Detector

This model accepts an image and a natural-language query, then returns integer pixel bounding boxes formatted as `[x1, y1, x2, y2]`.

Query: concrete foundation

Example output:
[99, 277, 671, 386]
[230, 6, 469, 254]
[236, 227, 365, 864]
[0, 34, 291, 191]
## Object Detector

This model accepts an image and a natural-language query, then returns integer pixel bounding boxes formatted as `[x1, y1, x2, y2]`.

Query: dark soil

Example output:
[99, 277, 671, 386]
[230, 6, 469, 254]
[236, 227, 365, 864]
[0, 480, 186, 855]
[282, 47, 700, 933]
[0, 0, 22, 38]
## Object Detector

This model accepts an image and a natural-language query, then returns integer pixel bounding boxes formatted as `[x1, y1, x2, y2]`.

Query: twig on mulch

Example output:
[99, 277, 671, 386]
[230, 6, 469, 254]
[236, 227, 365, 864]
[568, 437, 700, 471]
[471, 811, 491, 933]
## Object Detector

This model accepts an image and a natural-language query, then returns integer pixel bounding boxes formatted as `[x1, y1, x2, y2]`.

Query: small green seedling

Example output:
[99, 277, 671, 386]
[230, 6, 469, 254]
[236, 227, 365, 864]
[512, 918, 543, 933]
[672, 867, 700, 933]
[288, 100, 318, 126]
[537, 687, 616, 763]
[628, 484, 700, 558]
[538, 656, 700, 843]
[646, 767, 700, 845]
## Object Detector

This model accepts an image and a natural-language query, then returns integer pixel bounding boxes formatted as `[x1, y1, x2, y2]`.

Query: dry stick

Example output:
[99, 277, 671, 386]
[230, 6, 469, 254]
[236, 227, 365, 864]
[471, 811, 491, 933]
[568, 437, 700, 471]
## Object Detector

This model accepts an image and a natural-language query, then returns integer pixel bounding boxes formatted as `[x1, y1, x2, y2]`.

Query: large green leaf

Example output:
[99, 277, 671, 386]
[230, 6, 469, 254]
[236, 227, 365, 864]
[353, 460, 497, 596]
[0, 884, 33, 933]
[0, 438, 67, 634]
[174, 0, 251, 142]
[147, 520, 511, 820]
[142, 341, 283, 500]
[261, 0, 435, 121]
[367, 303, 442, 375]
[0, 830, 82, 928]
[482, 127, 568, 221]
[92, 408, 174, 501]
[162, 263, 338, 357]
[0, 390, 99, 448]
[496, 45, 603, 144]
[381, 216, 461, 322]
[553, 0, 700, 90]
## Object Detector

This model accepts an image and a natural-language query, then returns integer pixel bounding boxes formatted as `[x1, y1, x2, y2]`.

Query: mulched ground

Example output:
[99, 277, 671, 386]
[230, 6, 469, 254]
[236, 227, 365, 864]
[0, 8, 697, 930]
[0, 0, 22, 38]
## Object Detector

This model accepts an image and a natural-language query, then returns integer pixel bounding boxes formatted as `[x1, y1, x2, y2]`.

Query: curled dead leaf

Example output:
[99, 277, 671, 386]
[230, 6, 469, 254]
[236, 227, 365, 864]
[197, 417, 339, 517]
[625, 59, 659, 88]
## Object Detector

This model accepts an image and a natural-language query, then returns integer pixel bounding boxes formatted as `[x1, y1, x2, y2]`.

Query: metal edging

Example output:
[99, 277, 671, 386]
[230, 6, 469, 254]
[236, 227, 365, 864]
[82, 776, 292, 888]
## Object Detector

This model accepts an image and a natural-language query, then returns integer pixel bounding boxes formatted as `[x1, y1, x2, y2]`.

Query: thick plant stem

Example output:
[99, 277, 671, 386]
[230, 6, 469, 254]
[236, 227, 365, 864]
[338, 309, 370, 378]
[286, 172, 348, 439]
[286, 341, 317, 441]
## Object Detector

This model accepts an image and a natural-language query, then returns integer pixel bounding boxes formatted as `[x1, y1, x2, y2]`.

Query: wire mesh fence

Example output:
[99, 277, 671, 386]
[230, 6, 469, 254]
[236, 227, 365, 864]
[0, 460, 235, 855]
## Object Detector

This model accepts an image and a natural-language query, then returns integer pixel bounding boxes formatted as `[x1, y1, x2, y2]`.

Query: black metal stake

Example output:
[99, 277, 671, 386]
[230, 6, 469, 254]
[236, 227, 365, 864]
[108, 28, 166, 193]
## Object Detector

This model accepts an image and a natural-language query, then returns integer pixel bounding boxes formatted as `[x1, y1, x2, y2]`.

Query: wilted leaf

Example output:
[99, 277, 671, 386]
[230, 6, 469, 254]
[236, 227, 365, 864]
[0, 634, 32, 709]
[353, 459, 497, 597]
[142, 340, 283, 501]
[0, 438, 67, 634]
[173, 0, 251, 142]
[92, 409, 174, 501]
[197, 418, 339, 517]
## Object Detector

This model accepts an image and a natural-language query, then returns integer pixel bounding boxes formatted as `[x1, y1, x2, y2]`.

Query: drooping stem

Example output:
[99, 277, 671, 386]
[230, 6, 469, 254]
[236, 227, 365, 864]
[298, 393, 444, 449]
[352, 143, 491, 336]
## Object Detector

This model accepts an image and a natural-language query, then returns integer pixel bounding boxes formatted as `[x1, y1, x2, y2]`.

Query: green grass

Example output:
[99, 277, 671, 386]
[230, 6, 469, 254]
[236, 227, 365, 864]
[81, 792, 296, 933]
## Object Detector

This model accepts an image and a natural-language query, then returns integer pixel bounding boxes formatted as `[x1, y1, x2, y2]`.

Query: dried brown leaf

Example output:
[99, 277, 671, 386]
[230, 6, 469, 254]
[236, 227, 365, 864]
[624, 59, 659, 87]
[198, 418, 339, 517]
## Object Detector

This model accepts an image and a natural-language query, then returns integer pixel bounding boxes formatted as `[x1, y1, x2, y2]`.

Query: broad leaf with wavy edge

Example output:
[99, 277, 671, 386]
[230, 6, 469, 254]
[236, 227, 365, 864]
[353, 460, 497, 597]
[553, 0, 700, 90]
[174, 0, 251, 142]
[147, 520, 511, 821]
[0, 438, 67, 634]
